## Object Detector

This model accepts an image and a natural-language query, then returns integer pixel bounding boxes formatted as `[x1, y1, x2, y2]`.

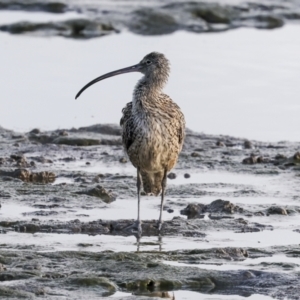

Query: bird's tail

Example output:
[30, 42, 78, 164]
[141, 170, 164, 196]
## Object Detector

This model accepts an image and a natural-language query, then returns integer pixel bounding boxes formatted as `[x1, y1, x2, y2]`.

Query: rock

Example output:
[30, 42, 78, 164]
[0, 264, 6, 271]
[275, 154, 287, 160]
[10, 154, 30, 167]
[293, 152, 300, 161]
[216, 141, 226, 147]
[77, 124, 122, 135]
[0, 19, 117, 39]
[29, 128, 40, 134]
[77, 243, 93, 247]
[191, 152, 200, 157]
[244, 140, 253, 149]
[0, 169, 55, 183]
[53, 136, 101, 146]
[206, 199, 243, 214]
[252, 15, 284, 29]
[242, 155, 257, 164]
[181, 200, 243, 219]
[267, 206, 288, 215]
[67, 276, 117, 295]
[242, 155, 268, 164]
[59, 130, 68, 136]
[78, 185, 116, 203]
[167, 172, 176, 179]
[129, 9, 178, 35]
[184, 173, 190, 178]
[119, 157, 128, 163]
[29, 156, 53, 163]
[180, 203, 205, 219]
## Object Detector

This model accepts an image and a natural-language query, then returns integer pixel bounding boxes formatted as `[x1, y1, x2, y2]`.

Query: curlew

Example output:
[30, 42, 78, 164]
[75, 52, 185, 236]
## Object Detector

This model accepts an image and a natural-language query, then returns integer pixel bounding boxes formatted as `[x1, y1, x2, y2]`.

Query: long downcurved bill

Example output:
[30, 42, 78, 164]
[75, 63, 142, 99]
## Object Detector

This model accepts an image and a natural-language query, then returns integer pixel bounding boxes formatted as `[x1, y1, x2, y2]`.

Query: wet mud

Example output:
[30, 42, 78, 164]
[0, 124, 300, 299]
[1, 0, 300, 38]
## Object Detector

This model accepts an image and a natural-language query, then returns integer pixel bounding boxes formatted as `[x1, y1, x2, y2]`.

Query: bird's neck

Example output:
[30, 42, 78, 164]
[132, 75, 167, 111]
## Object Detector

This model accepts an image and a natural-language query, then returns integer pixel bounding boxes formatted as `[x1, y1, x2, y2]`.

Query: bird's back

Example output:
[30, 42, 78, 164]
[120, 95, 185, 195]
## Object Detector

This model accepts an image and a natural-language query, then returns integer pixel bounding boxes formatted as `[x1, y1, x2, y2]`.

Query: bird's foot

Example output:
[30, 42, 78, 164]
[123, 220, 142, 237]
[155, 220, 163, 234]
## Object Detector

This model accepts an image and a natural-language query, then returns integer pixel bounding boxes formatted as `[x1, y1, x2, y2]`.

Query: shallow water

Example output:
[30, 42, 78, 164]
[0, 10, 300, 141]
[110, 290, 274, 300]
[164, 253, 300, 272]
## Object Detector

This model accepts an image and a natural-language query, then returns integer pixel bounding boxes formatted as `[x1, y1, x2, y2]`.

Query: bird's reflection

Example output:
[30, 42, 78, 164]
[134, 234, 163, 252]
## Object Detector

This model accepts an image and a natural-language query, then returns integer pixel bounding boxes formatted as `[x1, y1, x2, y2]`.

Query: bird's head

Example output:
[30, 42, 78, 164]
[138, 52, 170, 77]
[75, 52, 170, 99]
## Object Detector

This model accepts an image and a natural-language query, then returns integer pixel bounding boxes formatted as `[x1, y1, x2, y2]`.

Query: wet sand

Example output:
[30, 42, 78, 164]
[0, 124, 300, 299]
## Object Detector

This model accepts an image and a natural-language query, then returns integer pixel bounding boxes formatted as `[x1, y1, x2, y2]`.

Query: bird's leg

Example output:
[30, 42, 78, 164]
[158, 169, 167, 232]
[136, 168, 142, 235]
[158, 235, 163, 252]
[124, 168, 142, 237]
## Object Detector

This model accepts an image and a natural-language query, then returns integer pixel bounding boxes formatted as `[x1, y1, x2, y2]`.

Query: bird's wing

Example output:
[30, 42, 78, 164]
[120, 102, 134, 151]
[160, 94, 186, 149]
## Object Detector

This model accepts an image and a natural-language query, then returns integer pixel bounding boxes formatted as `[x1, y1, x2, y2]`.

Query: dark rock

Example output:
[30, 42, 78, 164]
[192, 6, 231, 24]
[0, 19, 117, 39]
[180, 203, 205, 219]
[184, 173, 190, 178]
[59, 130, 68, 136]
[77, 124, 121, 135]
[77, 243, 93, 247]
[275, 154, 287, 160]
[130, 8, 178, 35]
[191, 152, 200, 157]
[242, 155, 257, 164]
[244, 140, 253, 149]
[0, 169, 55, 183]
[29, 128, 40, 134]
[216, 141, 226, 147]
[0, 2, 67, 13]
[167, 172, 176, 179]
[209, 214, 234, 220]
[53, 136, 101, 146]
[242, 155, 268, 164]
[181, 200, 243, 219]
[206, 199, 242, 214]
[0, 264, 6, 271]
[267, 206, 288, 215]
[293, 152, 300, 161]
[29, 156, 53, 164]
[78, 185, 116, 203]
[119, 157, 128, 163]
[251, 15, 284, 29]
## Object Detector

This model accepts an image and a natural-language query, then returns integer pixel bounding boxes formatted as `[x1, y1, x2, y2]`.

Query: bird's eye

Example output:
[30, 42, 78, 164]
[146, 60, 152, 65]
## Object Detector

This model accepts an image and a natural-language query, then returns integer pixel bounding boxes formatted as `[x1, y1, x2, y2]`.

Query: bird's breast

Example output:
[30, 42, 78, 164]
[126, 114, 178, 172]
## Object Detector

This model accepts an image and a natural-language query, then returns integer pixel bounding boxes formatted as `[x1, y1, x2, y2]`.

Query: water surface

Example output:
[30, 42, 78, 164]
[0, 12, 299, 141]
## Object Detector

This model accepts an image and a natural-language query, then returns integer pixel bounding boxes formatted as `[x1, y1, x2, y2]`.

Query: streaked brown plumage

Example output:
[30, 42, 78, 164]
[75, 52, 185, 236]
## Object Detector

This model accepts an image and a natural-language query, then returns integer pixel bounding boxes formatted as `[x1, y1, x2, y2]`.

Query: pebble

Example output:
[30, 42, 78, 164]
[167, 172, 176, 179]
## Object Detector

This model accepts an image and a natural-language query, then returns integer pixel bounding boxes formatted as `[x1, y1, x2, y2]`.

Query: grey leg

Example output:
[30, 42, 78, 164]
[158, 169, 167, 232]
[136, 168, 142, 236]
[123, 168, 142, 237]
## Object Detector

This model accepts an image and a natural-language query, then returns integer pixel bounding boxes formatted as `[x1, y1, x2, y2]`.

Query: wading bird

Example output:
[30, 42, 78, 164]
[75, 52, 185, 236]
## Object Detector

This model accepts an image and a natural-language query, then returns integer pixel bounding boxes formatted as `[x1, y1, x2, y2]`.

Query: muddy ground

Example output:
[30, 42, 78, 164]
[1, 0, 300, 38]
[0, 124, 300, 299]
